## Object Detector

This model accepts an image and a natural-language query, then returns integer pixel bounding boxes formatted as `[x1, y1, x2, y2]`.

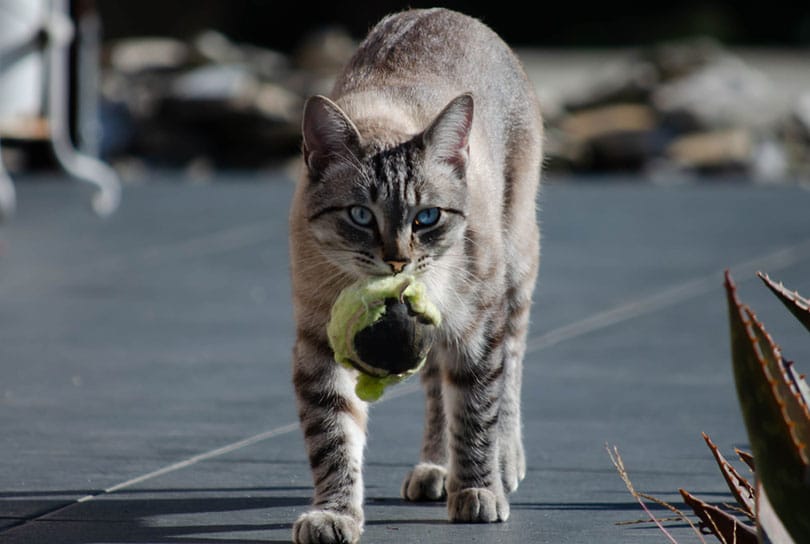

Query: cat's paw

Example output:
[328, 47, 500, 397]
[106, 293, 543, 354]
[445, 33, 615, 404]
[499, 437, 526, 494]
[448, 487, 510, 523]
[401, 462, 447, 501]
[292, 510, 362, 544]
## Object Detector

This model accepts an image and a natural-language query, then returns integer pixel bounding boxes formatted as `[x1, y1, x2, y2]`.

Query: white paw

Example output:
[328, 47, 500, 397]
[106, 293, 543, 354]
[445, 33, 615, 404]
[401, 462, 447, 501]
[292, 510, 362, 544]
[500, 437, 526, 493]
[448, 487, 510, 523]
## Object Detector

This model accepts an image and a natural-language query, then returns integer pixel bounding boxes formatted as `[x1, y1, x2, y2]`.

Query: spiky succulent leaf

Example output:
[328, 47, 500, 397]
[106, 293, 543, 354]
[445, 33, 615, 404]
[756, 273, 810, 412]
[758, 272, 810, 333]
[680, 488, 757, 544]
[725, 271, 810, 543]
[744, 310, 810, 463]
[703, 433, 755, 519]
[736, 449, 756, 473]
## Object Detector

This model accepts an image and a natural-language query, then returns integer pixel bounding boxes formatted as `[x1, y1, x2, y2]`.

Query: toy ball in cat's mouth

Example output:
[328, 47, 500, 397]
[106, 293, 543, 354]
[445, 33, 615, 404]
[327, 275, 441, 402]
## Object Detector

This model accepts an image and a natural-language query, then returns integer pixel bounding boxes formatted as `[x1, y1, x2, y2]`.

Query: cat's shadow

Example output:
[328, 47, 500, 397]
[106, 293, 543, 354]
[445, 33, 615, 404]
[0, 487, 308, 544]
[364, 496, 451, 527]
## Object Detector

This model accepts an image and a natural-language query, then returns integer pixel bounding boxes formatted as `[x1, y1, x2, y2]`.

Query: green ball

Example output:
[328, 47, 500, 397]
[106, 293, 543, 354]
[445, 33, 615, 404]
[327, 275, 441, 402]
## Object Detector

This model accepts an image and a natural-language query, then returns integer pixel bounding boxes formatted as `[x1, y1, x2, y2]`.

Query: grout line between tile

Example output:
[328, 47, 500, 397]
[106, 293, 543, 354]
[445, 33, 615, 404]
[78, 384, 428, 501]
[526, 239, 810, 353]
[77, 422, 302, 502]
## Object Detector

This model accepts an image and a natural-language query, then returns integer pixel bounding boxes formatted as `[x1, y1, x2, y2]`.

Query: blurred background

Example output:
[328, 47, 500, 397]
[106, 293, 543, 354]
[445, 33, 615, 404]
[2, 0, 810, 192]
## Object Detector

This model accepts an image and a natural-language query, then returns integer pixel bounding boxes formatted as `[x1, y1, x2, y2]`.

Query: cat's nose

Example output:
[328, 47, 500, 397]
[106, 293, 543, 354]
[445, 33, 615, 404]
[385, 260, 409, 274]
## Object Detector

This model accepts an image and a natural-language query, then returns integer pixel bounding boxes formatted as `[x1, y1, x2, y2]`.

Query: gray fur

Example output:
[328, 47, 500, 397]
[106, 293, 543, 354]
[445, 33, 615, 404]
[289, 8, 542, 543]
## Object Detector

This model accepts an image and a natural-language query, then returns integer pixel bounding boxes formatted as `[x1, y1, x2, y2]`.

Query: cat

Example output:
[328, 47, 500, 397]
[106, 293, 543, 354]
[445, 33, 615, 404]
[288, 8, 543, 543]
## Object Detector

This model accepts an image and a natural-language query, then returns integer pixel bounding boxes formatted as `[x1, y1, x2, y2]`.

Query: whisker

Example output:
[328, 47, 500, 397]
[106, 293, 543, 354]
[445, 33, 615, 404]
[461, 234, 486, 251]
[291, 265, 346, 281]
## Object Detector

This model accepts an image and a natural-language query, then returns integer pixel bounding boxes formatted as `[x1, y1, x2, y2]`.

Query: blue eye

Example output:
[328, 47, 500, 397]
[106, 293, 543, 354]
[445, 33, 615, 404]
[348, 206, 374, 227]
[414, 207, 440, 228]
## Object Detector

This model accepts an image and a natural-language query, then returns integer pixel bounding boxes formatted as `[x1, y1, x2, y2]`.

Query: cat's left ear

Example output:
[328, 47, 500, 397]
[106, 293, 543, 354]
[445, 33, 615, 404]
[423, 93, 474, 178]
[302, 95, 362, 177]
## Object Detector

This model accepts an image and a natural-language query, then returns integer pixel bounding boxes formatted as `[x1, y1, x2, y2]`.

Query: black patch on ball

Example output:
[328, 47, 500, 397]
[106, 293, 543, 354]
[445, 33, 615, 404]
[352, 298, 436, 375]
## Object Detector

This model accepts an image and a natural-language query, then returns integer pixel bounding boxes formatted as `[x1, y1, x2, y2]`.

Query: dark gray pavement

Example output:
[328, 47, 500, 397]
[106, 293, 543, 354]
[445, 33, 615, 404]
[1, 173, 809, 543]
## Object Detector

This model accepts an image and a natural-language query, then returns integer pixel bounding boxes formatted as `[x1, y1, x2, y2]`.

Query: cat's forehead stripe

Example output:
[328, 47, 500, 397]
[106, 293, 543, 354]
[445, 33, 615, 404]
[366, 143, 419, 205]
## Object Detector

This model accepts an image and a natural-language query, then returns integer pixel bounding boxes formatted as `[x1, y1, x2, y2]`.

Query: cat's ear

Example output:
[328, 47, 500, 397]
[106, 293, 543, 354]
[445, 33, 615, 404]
[302, 95, 361, 177]
[423, 93, 474, 178]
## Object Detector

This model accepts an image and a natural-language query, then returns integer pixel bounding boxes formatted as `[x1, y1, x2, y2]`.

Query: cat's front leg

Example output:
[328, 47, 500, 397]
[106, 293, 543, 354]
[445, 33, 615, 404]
[444, 344, 510, 523]
[292, 334, 367, 544]
[402, 353, 448, 502]
[498, 337, 526, 494]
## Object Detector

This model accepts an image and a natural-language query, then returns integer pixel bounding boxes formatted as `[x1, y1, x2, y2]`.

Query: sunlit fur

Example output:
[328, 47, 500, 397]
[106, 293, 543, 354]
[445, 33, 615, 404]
[289, 8, 543, 543]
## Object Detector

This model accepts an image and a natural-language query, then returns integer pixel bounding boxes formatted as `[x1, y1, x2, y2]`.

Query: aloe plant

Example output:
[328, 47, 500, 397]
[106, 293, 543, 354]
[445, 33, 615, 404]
[725, 271, 810, 543]
[611, 271, 810, 544]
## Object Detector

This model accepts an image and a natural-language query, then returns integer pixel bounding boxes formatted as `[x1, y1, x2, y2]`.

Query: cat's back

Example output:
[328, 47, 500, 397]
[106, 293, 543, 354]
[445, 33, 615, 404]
[335, 9, 486, 84]
[332, 8, 535, 122]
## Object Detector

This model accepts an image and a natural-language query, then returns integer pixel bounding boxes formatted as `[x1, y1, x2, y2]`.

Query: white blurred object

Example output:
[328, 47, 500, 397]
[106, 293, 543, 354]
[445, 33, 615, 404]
[0, 0, 46, 219]
[0, 0, 121, 221]
[752, 139, 789, 183]
[0, 1, 45, 121]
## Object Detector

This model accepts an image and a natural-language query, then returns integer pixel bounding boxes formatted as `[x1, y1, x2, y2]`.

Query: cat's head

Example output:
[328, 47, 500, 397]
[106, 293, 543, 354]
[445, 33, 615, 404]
[300, 93, 473, 279]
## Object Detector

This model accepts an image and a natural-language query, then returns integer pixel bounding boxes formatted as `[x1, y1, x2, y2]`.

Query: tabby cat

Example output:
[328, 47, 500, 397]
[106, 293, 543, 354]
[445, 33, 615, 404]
[288, 8, 543, 543]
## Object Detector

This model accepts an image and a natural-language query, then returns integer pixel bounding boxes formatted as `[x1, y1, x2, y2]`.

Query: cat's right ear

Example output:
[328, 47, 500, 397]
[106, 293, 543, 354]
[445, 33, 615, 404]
[301, 95, 361, 177]
[423, 93, 474, 179]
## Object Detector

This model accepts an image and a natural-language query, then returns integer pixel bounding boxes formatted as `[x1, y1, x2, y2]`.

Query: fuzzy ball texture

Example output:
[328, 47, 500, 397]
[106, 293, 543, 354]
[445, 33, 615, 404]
[327, 274, 441, 402]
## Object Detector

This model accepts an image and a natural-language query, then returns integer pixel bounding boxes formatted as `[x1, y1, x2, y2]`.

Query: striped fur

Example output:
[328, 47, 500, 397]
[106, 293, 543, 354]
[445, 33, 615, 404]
[289, 8, 542, 543]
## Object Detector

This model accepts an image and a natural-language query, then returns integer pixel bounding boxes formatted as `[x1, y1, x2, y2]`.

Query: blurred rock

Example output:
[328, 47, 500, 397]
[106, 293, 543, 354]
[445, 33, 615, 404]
[108, 37, 192, 73]
[666, 128, 751, 172]
[193, 30, 289, 79]
[543, 37, 810, 181]
[564, 60, 658, 111]
[97, 29, 809, 182]
[254, 83, 301, 123]
[170, 63, 258, 104]
[561, 103, 657, 141]
[557, 103, 660, 171]
[100, 28, 314, 169]
[653, 56, 779, 131]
